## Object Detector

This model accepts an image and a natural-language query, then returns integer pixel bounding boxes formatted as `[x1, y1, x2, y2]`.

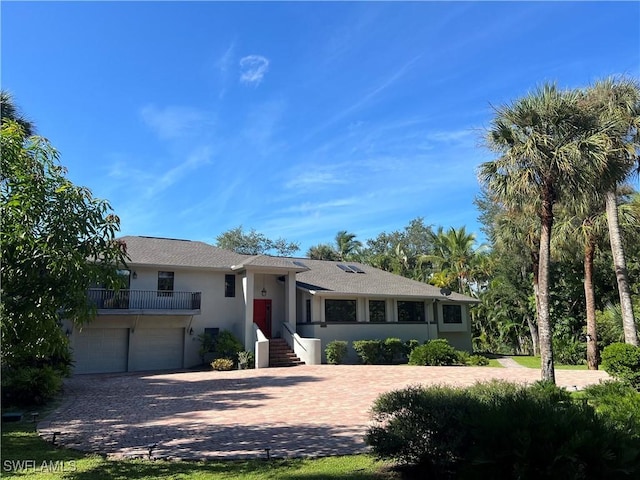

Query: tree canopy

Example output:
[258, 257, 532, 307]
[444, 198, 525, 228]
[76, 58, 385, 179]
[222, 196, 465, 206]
[1, 120, 127, 380]
[215, 225, 300, 256]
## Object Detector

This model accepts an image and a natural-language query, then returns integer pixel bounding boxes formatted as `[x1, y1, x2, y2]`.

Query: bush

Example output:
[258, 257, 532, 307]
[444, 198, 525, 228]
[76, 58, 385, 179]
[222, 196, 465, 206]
[366, 380, 640, 478]
[210, 358, 234, 371]
[353, 340, 384, 365]
[237, 351, 254, 369]
[584, 380, 640, 438]
[213, 330, 244, 362]
[325, 340, 348, 365]
[383, 338, 405, 363]
[601, 343, 640, 389]
[408, 339, 458, 366]
[405, 339, 420, 355]
[553, 336, 586, 365]
[1, 365, 63, 406]
[467, 354, 489, 366]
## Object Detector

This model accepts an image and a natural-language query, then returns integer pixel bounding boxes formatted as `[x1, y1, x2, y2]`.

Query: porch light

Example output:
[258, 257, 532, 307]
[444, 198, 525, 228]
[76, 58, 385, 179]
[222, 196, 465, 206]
[261, 287, 267, 297]
[132, 271, 137, 279]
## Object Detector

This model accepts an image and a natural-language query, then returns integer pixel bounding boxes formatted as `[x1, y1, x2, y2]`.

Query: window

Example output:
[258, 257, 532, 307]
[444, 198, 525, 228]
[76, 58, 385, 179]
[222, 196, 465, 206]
[225, 274, 235, 297]
[157, 271, 174, 296]
[369, 300, 386, 323]
[325, 299, 356, 323]
[443, 304, 463, 324]
[397, 301, 425, 322]
[306, 299, 311, 323]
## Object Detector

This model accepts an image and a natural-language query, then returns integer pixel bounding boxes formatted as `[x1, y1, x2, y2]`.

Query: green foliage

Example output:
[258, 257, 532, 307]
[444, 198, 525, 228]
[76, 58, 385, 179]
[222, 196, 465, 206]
[1, 121, 127, 402]
[584, 381, 640, 438]
[408, 339, 458, 366]
[1, 365, 63, 406]
[405, 339, 420, 354]
[213, 330, 244, 362]
[215, 225, 299, 256]
[382, 337, 405, 363]
[366, 380, 640, 478]
[325, 340, 348, 365]
[601, 343, 640, 389]
[352, 340, 384, 365]
[467, 354, 490, 366]
[553, 336, 586, 365]
[197, 332, 215, 364]
[210, 358, 234, 371]
[237, 350, 254, 369]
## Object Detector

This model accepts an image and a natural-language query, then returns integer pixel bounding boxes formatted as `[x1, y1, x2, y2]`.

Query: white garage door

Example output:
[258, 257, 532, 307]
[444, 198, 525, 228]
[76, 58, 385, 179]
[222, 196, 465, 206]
[74, 328, 129, 374]
[131, 328, 184, 371]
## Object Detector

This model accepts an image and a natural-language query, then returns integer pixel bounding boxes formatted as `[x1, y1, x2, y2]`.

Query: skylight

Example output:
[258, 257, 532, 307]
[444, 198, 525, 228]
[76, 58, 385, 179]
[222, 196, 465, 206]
[337, 264, 366, 274]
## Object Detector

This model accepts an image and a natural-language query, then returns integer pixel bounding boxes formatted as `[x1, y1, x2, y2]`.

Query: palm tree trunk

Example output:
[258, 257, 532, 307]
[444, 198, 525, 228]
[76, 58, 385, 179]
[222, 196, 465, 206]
[584, 235, 599, 370]
[538, 195, 556, 383]
[529, 255, 541, 357]
[605, 190, 639, 346]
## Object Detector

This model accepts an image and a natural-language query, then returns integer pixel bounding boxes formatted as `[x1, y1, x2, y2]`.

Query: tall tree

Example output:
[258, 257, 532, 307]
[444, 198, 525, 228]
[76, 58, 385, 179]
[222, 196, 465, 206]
[479, 84, 610, 383]
[215, 226, 300, 256]
[584, 78, 640, 346]
[307, 243, 339, 261]
[335, 230, 362, 261]
[1, 120, 127, 400]
[1, 90, 35, 136]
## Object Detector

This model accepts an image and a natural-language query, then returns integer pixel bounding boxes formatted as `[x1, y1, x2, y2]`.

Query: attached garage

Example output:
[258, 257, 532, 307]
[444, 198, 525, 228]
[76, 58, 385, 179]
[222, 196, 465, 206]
[73, 328, 129, 374]
[130, 328, 185, 372]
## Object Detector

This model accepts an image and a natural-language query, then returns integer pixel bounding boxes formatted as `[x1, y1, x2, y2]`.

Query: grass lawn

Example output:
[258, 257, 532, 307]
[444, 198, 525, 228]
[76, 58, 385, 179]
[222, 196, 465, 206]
[1, 421, 393, 479]
[509, 355, 588, 370]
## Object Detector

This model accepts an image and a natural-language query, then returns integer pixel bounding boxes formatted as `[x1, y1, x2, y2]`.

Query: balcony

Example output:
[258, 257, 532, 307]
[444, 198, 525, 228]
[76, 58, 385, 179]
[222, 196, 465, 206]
[88, 289, 201, 315]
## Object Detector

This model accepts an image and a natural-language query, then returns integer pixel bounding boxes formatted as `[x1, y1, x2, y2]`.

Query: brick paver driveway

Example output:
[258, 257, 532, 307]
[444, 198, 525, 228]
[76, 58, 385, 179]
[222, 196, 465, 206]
[38, 365, 609, 460]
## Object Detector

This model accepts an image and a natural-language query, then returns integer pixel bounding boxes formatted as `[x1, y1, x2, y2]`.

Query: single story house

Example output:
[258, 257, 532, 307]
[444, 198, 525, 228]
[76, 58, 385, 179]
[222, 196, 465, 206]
[68, 236, 478, 374]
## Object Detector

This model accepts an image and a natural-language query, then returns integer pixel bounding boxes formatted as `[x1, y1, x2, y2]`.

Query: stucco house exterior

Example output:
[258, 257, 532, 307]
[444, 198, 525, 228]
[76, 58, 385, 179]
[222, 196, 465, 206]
[68, 236, 478, 374]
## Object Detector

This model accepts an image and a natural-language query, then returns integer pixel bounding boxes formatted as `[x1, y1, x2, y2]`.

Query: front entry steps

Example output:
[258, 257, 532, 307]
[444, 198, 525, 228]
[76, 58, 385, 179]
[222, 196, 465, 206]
[269, 338, 304, 367]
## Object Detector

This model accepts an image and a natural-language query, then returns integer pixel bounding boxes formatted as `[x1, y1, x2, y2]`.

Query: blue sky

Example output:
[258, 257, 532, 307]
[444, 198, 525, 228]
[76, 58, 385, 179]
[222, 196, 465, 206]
[3, 1, 639, 254]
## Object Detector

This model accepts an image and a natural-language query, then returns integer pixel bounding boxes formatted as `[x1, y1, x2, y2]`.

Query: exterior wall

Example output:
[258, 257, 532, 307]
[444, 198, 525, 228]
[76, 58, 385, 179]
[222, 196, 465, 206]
[436, 302, 473, 352]
[251, 274, 286, 337]
[89, 267, 246, 369]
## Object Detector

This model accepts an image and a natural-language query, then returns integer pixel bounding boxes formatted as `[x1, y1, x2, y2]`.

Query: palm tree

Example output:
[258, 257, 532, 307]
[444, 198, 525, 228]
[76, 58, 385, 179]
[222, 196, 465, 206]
[335, 230, 362, 262]
[1, 90, 35, 136]
[422, 226, 483, 295]
[307, 243, 339, 261]
[479, 84, 611, 383]
[583, 78, 640, 346]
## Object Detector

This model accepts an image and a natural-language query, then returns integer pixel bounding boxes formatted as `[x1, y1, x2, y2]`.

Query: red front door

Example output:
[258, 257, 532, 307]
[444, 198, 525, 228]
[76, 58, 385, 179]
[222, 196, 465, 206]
[253, 299, 272, 338]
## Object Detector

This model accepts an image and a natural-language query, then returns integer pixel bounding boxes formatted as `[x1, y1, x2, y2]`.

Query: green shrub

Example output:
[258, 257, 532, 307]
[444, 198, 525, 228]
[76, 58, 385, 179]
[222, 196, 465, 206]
[383, 337, 405, 363]
[456, 350, 470, 365]
[1, 365, 63, 406]
[467, 354, 490, 366]
[325, 340, 348, 365]
[352, 340, 384, 365]
[210, 358, 234, 371]
[237, 350, 254, 369]
[405, 339, 420, 355]
[584, 381, 640, 437]
[601, 343, 640, 389]
[408, 339, 458, 366]
[553, 336, 586, 365]
[213, 330, 244, 362]
[366, 380, 640, 478]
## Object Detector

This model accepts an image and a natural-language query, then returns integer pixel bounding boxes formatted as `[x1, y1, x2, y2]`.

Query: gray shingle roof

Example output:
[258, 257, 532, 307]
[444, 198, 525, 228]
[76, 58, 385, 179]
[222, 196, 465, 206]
[295, 259, 478, 303]
[119, 236, 478, 302]
[119, 236, 246, 269]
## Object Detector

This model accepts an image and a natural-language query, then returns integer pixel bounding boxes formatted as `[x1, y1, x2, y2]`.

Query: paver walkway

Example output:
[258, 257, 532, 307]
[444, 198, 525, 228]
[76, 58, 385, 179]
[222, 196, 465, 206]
[38, 365, 610, 460]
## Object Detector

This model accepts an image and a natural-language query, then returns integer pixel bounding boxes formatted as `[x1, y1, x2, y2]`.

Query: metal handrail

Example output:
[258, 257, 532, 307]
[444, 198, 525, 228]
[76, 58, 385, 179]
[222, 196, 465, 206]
[88, 289, 201, 310]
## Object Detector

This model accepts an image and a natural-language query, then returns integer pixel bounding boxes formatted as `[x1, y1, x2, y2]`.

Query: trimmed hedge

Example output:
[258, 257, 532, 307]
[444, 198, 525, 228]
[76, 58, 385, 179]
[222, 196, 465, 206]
[325, 340, 349, 364]
[601, 343, 640, 389]
[408, 339, 459, 366]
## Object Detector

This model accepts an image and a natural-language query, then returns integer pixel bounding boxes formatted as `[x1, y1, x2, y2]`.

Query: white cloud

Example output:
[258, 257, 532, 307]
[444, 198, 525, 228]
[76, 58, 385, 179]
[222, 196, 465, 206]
[140, 105, 208, 140]
[239, 55, 270, 85]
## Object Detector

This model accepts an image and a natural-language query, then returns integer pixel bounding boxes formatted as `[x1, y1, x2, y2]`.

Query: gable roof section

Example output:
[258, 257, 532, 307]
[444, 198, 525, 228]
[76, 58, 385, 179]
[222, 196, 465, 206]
[119, 236, 478, 303]
[296, 259, 478, 303]
[119, 236, 246, 269]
